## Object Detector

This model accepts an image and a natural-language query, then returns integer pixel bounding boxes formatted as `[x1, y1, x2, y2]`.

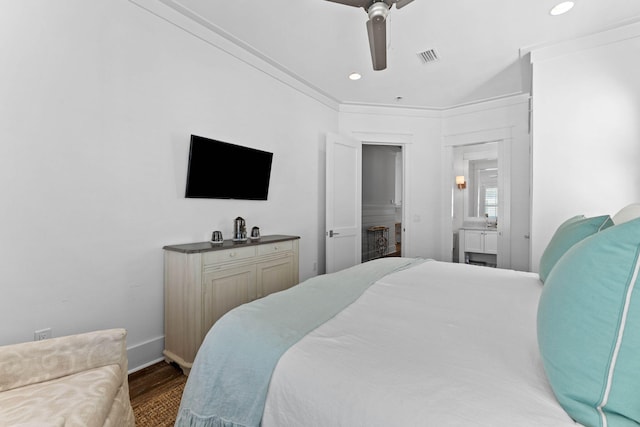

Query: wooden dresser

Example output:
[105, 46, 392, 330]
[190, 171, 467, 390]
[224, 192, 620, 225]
[162, 235, 300, 374]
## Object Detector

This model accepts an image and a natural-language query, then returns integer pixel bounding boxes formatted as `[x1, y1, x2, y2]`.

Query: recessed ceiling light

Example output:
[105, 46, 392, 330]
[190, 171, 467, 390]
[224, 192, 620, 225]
[550, 1, 575, 16]
[348, 72, 362, 81]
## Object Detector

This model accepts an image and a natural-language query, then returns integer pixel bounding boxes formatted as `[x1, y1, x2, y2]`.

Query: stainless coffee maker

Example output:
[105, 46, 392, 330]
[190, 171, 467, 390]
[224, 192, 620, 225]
[234, 217, 247, 240]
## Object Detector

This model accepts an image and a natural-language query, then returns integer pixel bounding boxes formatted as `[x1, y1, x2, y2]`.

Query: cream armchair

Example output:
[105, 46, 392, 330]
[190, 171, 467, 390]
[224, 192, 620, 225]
[0, 328, 135, 427]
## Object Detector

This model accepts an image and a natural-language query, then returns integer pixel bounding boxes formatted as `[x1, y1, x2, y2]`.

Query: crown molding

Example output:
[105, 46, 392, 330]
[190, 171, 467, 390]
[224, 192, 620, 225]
[525, 18, 640, 63]
[129, 0, 340, 111]
[441, 93, 530, 118]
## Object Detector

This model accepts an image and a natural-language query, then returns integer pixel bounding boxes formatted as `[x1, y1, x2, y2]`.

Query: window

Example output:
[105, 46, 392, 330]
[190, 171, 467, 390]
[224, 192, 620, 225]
[483, 186, 498, 217]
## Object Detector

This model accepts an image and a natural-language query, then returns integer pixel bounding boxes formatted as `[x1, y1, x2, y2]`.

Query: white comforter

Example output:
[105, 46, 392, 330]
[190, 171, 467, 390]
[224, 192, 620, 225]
[263, 260, 579, 426]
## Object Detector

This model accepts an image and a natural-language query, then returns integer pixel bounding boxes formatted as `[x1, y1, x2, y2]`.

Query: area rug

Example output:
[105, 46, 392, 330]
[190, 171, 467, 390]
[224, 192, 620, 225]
[133, 376, 186, 427]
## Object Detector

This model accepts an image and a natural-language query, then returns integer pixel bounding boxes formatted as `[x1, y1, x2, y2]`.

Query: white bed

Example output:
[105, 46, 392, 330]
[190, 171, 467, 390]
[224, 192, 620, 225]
[262, 260, 577, 426]
[175, 258, 578, 427]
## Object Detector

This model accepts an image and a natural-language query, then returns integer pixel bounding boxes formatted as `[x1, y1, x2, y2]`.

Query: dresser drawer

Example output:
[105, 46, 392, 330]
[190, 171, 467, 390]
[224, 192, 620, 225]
[203, 246, 257, 266]
[257, 240, 293, 256]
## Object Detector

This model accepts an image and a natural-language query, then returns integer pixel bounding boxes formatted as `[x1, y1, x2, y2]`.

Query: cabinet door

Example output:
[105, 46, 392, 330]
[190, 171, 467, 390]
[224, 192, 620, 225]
[484, 232, 498, 254]
[464, 230, 484, 253]
[202, 265, 256, 339]
[256, 255, 295, 298]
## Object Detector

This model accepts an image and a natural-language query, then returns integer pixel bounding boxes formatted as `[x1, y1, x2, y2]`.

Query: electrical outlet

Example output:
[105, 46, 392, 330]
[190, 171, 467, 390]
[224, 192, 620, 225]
[34, 328, 52, 341]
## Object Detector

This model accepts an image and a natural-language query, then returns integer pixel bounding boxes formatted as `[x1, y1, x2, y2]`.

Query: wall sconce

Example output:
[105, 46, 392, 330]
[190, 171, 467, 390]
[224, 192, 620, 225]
[455, 175, 466, 190]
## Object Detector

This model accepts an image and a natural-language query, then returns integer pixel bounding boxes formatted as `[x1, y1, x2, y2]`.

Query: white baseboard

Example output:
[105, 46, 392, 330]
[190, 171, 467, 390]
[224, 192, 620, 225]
[127, 335, 165, 374]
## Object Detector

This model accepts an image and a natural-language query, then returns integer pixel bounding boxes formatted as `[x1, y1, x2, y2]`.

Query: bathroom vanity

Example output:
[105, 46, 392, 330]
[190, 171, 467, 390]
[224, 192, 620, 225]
[458, 228, 498, 267]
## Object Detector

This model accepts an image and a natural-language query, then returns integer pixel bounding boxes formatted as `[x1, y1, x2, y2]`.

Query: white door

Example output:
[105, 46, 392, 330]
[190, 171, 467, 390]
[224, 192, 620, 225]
[326, 132, 361, 273]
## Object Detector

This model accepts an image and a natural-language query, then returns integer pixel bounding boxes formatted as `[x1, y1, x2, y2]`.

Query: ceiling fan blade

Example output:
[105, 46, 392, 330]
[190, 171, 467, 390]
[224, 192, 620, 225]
[395, 0, 414, 9]
[324, 0, 370, 9]
[366, 17, 387, 71]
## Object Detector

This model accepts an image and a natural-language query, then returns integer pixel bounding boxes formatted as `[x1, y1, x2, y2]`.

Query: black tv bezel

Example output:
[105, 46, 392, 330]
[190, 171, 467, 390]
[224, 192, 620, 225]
[185, 135, 273, 200]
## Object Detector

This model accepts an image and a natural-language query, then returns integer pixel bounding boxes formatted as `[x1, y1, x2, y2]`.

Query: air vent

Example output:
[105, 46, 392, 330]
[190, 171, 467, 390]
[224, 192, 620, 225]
[417, 48, 440, 65]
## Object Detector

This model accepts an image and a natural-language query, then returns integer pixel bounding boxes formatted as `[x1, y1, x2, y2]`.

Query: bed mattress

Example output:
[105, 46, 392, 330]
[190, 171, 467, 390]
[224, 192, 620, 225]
[262, 260, 578, 426]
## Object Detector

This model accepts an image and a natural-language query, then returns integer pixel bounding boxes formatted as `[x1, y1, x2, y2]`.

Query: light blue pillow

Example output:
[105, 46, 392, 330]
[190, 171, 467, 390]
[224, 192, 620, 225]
[538, 214, 613, 283]
[537, 217, 640, 427]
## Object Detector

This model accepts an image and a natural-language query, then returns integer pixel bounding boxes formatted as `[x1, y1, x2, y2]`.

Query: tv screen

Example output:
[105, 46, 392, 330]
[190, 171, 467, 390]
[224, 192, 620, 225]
[185, 135, 273, 200]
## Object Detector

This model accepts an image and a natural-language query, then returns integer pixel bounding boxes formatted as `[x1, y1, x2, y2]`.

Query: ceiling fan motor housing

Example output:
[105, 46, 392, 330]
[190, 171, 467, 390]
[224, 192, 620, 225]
[368, 1, 390, 22]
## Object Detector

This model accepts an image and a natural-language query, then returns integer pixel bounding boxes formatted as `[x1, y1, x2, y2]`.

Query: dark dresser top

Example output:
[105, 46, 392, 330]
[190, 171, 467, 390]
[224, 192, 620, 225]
[163, 234, 300, 254]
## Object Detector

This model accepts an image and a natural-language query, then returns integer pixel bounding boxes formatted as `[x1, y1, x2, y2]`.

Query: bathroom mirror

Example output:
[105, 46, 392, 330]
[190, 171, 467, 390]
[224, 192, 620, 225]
[455, 141, 499, 223]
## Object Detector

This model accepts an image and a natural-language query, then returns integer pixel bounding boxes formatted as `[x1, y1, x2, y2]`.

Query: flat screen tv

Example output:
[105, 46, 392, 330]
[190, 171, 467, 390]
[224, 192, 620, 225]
[185, 135, 273, 200]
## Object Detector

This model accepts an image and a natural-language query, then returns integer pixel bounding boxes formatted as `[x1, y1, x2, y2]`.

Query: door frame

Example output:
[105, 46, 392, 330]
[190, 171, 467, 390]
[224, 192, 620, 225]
[350, 131, 413, 260]
[441, 128, 513, 267]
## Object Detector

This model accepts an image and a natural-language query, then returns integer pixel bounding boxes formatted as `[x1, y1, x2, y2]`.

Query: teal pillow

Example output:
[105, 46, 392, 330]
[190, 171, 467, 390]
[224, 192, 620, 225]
[537, 217, 640, 427]
[538, 214, 613, 283]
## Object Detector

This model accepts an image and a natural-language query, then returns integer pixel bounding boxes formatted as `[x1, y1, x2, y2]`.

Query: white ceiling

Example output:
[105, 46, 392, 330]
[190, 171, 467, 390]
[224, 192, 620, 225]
[159, 0, 640, 109]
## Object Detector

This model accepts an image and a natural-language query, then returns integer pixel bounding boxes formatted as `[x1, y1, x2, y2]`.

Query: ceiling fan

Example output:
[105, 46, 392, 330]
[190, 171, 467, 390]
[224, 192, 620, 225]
[325, 0, 415, 71]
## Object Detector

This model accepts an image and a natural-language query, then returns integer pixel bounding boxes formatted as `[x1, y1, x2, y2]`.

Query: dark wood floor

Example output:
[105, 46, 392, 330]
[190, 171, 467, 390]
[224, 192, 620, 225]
[129, 361, 186, 404]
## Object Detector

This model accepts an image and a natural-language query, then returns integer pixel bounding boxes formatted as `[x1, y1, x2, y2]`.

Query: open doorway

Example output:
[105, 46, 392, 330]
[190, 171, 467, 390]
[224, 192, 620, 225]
[361, 145, 403, 262]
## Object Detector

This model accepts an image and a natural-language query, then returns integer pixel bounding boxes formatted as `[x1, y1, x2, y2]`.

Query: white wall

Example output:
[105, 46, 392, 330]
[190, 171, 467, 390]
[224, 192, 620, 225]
[530, 23, 640, 272]
[0, 1, 337, 369]
[362, 146, 398, 205]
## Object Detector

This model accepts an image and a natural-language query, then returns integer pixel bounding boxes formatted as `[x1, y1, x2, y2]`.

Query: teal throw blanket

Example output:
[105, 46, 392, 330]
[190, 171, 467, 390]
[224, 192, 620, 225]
[175, 257, 425, 427]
